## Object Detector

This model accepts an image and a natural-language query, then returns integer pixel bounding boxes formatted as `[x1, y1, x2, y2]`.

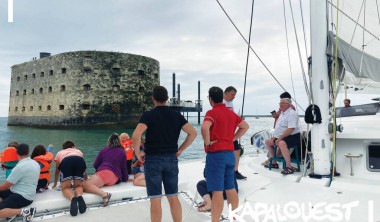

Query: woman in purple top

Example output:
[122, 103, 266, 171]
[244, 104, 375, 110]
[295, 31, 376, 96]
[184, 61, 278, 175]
[83, 133, 128, 207]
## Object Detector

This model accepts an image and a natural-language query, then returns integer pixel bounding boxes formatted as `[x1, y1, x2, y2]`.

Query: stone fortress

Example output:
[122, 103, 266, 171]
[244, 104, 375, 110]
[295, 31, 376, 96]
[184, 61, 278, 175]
[8, 51, 159, 128]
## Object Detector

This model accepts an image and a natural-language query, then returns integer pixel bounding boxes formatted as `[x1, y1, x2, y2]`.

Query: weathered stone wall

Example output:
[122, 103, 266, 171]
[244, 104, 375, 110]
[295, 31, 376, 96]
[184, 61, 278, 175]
[8, 51, 160, 128]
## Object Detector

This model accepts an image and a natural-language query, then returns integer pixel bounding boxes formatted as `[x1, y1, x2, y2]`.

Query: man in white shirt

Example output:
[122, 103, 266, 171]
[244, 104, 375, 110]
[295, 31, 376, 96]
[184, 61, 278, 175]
[264, 98, 301, 175]
[223, 86, 247, 180]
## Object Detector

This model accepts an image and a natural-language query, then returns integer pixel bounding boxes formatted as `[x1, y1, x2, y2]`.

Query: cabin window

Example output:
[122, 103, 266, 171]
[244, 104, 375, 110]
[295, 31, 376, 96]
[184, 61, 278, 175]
[40, 72, 44, 77]
[368, 145, 380, 171]
[23, 90, 26, 95]
[30, 106, 33, 111]
[48, 86, 52, 93]
[32, 73, 36, 78]
[17, 77, 20, 81]
[39, 88, 43, 94]
[49, 70, 53, 76]
[59, 105, 64, 110]
[61, 68, 67, 74]
[83, 84, 91, 91]
[24, 75, 28, 80]
[16, 91, 19, 96]
[60, 85, 66, 91]
[38, 106, 42, 111]
[47, 105, 51, 111]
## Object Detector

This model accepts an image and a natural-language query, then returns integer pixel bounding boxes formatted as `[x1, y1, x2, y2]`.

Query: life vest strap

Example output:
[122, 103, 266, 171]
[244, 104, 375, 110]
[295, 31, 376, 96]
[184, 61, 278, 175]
[40, 171, 49, 174]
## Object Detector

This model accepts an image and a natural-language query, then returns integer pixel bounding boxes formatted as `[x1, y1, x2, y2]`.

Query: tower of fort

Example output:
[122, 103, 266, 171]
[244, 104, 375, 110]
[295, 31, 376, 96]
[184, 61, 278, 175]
[8, 51, 159, 128]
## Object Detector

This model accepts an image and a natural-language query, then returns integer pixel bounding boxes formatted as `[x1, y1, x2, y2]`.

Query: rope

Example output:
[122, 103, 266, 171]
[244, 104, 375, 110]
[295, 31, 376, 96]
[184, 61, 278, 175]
[240, 0, 255, 118]
[377, 0, 380, 24]
[215, 0, 306, 112]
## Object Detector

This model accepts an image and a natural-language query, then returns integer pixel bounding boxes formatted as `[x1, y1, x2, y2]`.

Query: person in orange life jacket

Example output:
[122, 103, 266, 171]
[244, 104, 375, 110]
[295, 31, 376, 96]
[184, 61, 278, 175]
[202, 86, 249, 222]
[31, 144, 54, 193]
[0, 142, 19, 179]
[120, 133, 133, 175]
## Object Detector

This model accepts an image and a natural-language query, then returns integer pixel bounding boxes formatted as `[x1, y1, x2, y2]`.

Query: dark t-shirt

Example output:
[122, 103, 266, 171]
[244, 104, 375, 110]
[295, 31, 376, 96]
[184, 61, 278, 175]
[139, 106, 188, 155]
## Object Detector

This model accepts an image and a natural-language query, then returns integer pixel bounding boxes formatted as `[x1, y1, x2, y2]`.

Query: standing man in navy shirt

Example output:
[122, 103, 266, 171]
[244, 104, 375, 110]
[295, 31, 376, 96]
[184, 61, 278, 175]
[132, 86, 197, 222]
[202, 86, 249, 222]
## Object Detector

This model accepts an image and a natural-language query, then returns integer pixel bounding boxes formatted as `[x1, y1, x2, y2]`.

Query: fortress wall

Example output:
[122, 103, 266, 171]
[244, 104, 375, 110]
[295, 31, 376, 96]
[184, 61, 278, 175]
[8, 51, 160, 127]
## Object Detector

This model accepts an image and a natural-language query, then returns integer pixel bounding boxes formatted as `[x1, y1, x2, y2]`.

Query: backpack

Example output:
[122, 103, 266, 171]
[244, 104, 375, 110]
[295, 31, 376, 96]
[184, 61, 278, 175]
[305, 104, 322, 124]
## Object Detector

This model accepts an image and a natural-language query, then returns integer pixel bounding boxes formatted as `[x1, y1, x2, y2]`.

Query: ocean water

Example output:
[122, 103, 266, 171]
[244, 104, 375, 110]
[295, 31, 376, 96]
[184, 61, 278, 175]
[0, 116, 273, 182]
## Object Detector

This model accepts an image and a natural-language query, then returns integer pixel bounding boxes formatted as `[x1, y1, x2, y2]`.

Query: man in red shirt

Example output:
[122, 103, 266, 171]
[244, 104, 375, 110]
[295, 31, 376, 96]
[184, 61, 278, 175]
[201, 86, 249, 222]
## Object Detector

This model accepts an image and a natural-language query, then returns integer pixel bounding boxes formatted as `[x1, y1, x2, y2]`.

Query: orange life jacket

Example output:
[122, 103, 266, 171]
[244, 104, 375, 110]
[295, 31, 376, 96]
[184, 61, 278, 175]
[0, 147, 18, 163]
[122, 140, 134, 160]
[33, 152, 53, 181]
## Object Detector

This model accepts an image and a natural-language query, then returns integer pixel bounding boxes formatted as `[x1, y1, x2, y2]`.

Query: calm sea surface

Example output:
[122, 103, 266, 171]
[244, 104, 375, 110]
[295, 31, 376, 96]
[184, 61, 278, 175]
[0, 116, 272, 182]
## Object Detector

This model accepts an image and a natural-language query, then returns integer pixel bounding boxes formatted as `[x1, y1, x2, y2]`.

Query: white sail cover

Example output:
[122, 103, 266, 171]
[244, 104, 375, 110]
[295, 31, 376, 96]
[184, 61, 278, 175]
[328, 0, 380, 91]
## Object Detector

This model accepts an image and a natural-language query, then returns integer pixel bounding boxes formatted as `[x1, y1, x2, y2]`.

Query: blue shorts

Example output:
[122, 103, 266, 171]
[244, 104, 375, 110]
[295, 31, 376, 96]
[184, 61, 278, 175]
[205, 151, 235, 192]
[144, 153, 179, 198]
[59, 156, 87, 182]
[282, 133, 301, 148]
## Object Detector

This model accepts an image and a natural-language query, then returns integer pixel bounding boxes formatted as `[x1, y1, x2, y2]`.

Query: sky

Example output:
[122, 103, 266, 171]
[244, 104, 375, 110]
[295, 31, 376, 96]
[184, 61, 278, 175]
[0, 0, 378, 117]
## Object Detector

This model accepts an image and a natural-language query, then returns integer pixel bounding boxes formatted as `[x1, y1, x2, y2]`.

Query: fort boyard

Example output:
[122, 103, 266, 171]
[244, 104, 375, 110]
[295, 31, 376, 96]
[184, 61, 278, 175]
[8, 51, 159, 128]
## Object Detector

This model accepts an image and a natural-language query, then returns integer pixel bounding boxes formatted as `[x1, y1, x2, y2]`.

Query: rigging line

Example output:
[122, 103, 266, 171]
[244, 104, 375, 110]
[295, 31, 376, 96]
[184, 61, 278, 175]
[377, 0, 380, 25]
[329, 1, 380, 42]
[298, 0, 309, 58]
[282, 0, 296, 99]
[359, 0, 367, 77]
[215, 0, 306, 111]
[240, 0, 255, 118]
[288, 0, 310, 101]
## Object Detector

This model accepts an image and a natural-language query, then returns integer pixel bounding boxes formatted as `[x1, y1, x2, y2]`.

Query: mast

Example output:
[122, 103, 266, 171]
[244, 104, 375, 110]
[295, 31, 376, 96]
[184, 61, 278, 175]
[310, 0, 331, 176]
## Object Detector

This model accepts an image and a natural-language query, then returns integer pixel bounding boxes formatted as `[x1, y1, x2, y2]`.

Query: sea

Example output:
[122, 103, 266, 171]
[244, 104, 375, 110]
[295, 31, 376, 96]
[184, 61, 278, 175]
[0, 116, 273, 182]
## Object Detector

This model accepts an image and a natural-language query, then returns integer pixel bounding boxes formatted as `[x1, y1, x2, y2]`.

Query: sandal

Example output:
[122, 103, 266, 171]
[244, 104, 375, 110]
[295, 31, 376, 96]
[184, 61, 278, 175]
[281, 167, 295, 175]
[102, 192, 112, 207]
[264, 163, 279, 169]
[197, 204, 211, 212]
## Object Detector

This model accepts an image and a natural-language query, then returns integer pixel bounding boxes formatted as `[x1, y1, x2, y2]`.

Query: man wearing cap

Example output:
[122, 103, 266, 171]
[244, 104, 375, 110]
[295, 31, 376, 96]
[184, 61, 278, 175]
[265, 98, 300, 175]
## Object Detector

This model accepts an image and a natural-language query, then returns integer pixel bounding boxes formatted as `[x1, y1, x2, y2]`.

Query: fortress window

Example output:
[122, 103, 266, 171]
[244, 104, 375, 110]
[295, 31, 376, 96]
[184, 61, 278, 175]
[16, 91, 19, 96]
[82, 104, 90, 110]
[15, 107, 18, 112]
[113, 85, 120, 92]
[154, 73, 158, 79]
[47, 105, 51, 111]
[48, 86, 52, 93]
[139, 87, 144, 92]
[138, 70, 145, 75]
[30, 106, 33, 111]
[40, 72, 44, 77]
[112, 67, 121, 73]
[38, 106, 42, 111]
[83, 84, 91, 91]
[23, 90, 26, 95]
[59, 105, 64, 110]
[39, 88, 43, 94]
[31, 89, 35, 94]
[24, 75, 28, 80]
[61, 68, 66, 74]
[32, 73, 36, 78]
[17, 77, 20, 81]
[60, 85, 66, 91]
[49, 70, 53, 76]
[22, 106, 25, 112]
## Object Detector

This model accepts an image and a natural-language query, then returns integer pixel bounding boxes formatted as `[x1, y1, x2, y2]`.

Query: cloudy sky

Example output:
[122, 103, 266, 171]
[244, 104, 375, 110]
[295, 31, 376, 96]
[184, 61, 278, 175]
[0, 0, 377, 117]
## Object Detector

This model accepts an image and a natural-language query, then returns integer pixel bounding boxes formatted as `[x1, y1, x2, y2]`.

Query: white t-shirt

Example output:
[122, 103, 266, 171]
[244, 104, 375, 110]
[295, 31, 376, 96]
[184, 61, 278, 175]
[223, 99, 234, 111]
[274, 108, 300, 138]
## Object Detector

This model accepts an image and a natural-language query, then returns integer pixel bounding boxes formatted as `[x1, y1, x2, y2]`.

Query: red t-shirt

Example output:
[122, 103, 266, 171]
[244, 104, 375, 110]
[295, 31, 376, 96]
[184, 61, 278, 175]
[203, 103, 243, 153]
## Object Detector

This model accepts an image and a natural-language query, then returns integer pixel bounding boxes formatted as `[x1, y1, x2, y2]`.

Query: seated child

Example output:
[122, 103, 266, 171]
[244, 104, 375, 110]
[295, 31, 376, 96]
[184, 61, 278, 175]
[31, 144, 54, 193]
